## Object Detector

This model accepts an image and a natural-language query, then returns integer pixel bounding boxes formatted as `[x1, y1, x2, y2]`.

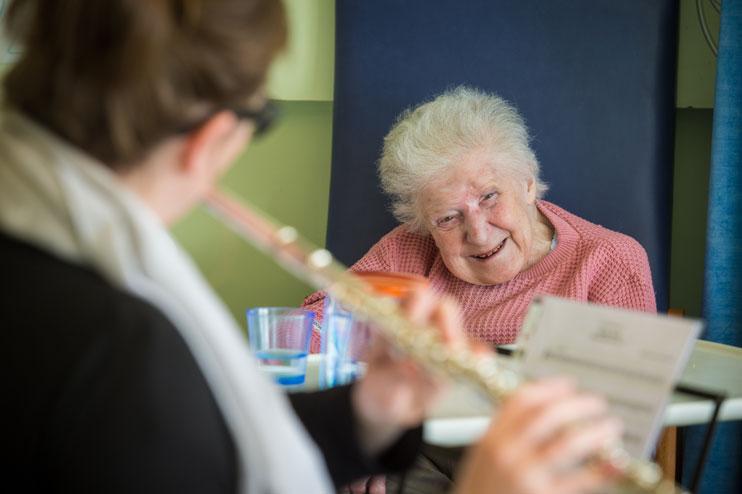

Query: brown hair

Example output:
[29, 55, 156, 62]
[3, 0, 287, 168]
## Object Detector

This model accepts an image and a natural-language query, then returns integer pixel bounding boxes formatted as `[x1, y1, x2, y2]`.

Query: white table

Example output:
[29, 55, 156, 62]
[303, 340, 742, 446]
[423, 340, 742, 446]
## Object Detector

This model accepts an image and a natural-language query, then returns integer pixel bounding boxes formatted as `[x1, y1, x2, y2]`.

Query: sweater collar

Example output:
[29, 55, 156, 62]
[512, 200, 580, 282]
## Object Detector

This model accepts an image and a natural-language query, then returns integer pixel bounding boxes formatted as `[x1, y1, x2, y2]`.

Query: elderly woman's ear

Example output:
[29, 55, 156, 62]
[526, 176, 538, 204]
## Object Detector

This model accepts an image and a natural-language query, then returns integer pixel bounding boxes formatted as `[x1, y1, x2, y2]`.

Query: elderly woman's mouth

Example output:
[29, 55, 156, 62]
[471, 238, 507, 260]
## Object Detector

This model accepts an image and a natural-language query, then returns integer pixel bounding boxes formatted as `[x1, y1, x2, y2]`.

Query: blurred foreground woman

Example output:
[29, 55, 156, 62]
[0, 1, 620, 493]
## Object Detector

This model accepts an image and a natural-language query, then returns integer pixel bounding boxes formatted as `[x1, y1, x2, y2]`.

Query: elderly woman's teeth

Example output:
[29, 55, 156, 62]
[474, 239, 506, 259]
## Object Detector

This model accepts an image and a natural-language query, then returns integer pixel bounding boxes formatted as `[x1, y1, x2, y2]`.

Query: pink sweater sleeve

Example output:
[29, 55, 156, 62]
[588, 235, 657, 313]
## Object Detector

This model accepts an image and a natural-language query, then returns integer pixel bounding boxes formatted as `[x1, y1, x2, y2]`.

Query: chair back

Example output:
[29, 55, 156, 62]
[328, 0, 678, 310]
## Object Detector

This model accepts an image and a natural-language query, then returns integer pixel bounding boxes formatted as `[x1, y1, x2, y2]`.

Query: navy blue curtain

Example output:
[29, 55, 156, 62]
[683, 1, 742, 492]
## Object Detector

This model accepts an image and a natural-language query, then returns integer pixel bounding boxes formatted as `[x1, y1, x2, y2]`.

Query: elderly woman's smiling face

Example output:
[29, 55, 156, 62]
[420, 149, 552, 285]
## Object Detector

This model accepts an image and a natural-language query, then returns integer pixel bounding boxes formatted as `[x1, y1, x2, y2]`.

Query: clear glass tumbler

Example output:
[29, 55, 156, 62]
[246, 307, 314, 387]
[319, 272, 429, 388]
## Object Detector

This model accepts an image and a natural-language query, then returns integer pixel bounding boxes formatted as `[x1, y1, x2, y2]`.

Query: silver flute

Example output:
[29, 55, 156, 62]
[204, 188, 685, 494]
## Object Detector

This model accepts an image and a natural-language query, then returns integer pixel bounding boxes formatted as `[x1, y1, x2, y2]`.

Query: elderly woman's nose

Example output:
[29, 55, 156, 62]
[465, 215, 491, 245]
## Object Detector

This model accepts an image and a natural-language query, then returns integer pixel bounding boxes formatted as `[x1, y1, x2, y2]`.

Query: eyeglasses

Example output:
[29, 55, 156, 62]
[177, 100, 280, 138]
[232, 100, 280, 137]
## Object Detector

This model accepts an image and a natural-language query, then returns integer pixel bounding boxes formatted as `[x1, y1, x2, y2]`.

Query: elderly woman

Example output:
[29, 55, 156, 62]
[306, 86, 655, 351]
[305, 86, 654, 494]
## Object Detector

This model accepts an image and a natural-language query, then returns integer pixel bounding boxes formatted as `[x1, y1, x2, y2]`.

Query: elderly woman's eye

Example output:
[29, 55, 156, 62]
[482, 192, 498, 202]
[436, 215, 459, 228]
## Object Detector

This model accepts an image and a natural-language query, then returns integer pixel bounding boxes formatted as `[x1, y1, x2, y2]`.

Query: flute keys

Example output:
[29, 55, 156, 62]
[275, 226, 298, 245]
[308, 248, 333, 268]
[627, 460, 662, 490]
[429, 344, 449, 365]
[494, 369, 520, 395]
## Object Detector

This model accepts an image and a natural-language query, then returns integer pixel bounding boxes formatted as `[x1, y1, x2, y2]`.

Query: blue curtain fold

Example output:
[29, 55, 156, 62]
[684, 1, 742, 492]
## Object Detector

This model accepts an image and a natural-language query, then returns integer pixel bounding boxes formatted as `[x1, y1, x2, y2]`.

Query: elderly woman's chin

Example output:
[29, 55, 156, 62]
[443, 245, 524, 285]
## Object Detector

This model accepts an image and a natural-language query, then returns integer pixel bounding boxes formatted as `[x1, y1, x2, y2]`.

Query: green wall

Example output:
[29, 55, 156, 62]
[670, 0, 718, 317]
[670, 110, 713, 317]
[267, 0, 335, 101]
[173, 0, 337, 328]
[676, 0, 718, 108]
[175, 0, 719, 323]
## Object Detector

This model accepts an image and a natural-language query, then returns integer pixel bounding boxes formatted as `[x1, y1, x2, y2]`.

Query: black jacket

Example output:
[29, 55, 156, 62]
[1, 232, 420, 493]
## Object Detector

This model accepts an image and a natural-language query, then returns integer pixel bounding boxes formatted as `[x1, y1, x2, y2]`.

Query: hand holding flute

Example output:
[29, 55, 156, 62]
[353, 285, 624, 494]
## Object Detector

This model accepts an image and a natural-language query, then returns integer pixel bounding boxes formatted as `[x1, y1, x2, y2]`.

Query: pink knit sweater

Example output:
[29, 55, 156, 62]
[303, 201, 656, 349]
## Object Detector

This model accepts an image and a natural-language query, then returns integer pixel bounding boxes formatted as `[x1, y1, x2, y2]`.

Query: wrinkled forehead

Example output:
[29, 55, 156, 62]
[419, 151, 524, 212]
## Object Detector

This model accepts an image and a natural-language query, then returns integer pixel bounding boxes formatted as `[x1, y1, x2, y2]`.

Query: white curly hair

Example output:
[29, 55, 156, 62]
[378, 86, 548, 233]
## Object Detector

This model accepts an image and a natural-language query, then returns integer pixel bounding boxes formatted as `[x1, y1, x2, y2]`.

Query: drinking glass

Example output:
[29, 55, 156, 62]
[319, 272, 429, 388]
[246, 307, 314, 387]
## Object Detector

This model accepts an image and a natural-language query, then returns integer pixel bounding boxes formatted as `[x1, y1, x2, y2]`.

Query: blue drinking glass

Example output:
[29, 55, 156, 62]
[246, 307, 314, 387]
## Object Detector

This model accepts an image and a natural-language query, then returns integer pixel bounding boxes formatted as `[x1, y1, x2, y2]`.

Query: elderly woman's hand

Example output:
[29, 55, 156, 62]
[454, 378, 622, 494]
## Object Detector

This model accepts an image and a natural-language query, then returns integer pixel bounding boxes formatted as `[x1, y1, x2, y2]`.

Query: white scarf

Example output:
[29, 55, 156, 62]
[0, 110, 333, 494]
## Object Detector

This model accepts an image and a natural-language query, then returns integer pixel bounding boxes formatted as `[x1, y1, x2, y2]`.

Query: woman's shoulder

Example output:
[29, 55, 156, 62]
[352, 224, 438, 274]
[360, 224, 436, 256]
[538, 202, 655, 310]
[382, 224, 436, 248]
[1, 233, 238, 489]
[540, 201, 650, 270]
